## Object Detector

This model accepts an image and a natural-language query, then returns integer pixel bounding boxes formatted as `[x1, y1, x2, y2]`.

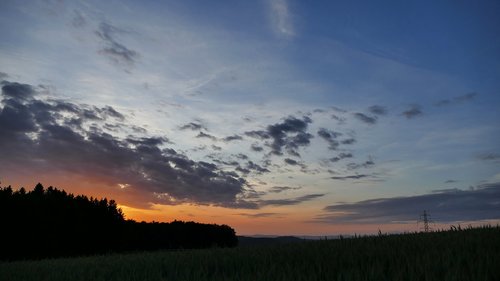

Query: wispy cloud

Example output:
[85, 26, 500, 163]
[95, 22, 139, 69]
[368, 105, 388, 116]
[401, 104, 423, 119]
[330, 174, 370, 180]
[317, 183, 500, 224]
[353, 113, 377, 124]
[260, 193, 325, 206]
[269, 0, 295, 38]
[236, 212, 283, 218]
[435, 92, 478, 106]
[477, 152, 500, 162]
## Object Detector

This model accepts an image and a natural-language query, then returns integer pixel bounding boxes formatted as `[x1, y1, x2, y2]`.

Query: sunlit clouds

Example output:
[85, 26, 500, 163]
[1, 0, 499, 235]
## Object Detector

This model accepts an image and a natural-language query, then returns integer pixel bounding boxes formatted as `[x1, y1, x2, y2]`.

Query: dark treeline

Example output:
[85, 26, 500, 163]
[0, 183, 237, 261]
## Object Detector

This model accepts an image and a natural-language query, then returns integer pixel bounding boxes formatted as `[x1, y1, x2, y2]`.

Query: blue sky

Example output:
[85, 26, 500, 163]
[1, 0, 499, 235]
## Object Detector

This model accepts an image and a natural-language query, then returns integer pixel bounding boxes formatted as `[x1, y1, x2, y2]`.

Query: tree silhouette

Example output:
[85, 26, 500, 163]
[0, 183, 237, 261]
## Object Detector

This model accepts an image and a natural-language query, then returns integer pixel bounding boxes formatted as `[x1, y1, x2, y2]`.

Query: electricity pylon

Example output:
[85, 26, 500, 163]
[418, 210, 432, 232]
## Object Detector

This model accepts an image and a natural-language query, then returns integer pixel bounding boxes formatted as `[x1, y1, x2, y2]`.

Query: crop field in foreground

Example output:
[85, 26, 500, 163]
[1, 226, 499, 281]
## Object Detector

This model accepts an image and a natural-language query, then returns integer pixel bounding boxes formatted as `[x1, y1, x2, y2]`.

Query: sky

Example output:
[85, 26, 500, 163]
[1, 0, 499, 236]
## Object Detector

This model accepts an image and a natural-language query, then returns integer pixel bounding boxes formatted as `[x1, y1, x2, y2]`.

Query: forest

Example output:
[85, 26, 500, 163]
[0, 183, 237, 261]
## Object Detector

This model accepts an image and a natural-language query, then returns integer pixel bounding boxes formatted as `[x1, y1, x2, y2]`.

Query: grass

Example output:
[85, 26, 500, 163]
[1, 225, 499, 281]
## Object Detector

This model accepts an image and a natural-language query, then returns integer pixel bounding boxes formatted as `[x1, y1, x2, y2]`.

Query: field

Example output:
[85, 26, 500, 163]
[1, 226, 499, 281]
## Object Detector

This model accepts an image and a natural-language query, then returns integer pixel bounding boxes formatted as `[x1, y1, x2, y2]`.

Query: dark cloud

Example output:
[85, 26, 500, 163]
[317, 128, 342, 150]
[223, 135, 243, 142]
[353, 113, 377, 124]
[211, 145, 222, 151]
[318, 183, 500, 223]
[477, 153, 500, 161]
[331, 114, 346, 124]
[340, 138, 356, 145]
[250, 144, 264, 152]
[401, 105, 422, 119]
[268, 186, 301, 193]
[329, 153, 353, 163]
[246, 161, 270, 174]
[234, 153, 248, 160]
[95, 22, 139, 67]
[0, 80, 254, 209]
[259, 116, 314, 156]
[244, 130, 270, 139]
[330, 174, 370, 180]
[346, 157, 375, 170]
[1, 82, 35, 101]
[284, 158, 299, 165]
[235, 166, 251, 175]
[445, 180, 458, 184]
[435, 92, 478, 106]
[259, 194, 325, 207]
[179, 122, 206, 131]
[245, 116, 314, 155]
[196, 131, 217, 141]
[368, 105, 387, 116]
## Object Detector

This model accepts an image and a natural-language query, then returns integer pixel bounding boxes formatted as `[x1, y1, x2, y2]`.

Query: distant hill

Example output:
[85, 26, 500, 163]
[238, 235, 305, 247]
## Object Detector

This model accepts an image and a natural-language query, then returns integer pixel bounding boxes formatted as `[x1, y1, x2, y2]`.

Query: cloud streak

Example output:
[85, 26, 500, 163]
[317, 183, 500, 223]
[401, 104, 422, 119]
[95, 22, 139, 68]
[270, 0, 294, 37]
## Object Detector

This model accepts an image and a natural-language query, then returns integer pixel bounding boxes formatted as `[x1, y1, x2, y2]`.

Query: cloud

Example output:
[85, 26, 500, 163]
[284, 158, 299, 165]
[368, 105, 387, 116]
[246, 116, 313, 157]
[1, 82, 35, 101]
[445, 180, 458, 184]
[330, 174, 370, 180]
[95, 22, 139, 67]
[250, 143, 264, 152]
[0, 80, 255, 209]
[401, 104, 422, 119]
[179, 122, 206, 131]
[269, 0, 294, 37]
[236, 212, 283, 218]
[476, 153, 500, 161]
[260, 193, 325, 207]
[317, 183, 500, 223]
[246, 161, 270, 174]
[0, 72, 8, 80]
[435, 92, 478, 106]
[245, 130, 270, 139]
[353, 113, 377, 124]
[317, 128, 341, 150]
[340, 138, 356, 145]
[72, 9, 87, 28]
[234, 153, 249, 160]
[346, 157, 375, 170]
[329, 153, 353, 163]
[196, 131, 218, 141]
[268, 186, 301, 193]
[223, 135, 243, 142]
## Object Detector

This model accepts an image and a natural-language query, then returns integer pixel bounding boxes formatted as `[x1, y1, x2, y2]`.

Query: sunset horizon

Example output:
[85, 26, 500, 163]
[1, 0, 499, 237]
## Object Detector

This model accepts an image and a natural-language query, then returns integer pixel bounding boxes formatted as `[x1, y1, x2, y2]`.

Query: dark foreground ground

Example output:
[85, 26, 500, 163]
[1, 226, 499, 281]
